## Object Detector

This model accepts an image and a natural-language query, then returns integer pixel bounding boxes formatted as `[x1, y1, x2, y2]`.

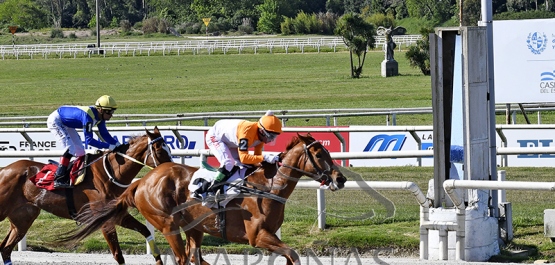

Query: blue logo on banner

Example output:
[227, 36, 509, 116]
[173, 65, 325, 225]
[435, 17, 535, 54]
[120, 135, 197, 158]
[516, 139, 555, 158]
[527, 32, 548, 55]
[363, 134, 406, 152]
[541, 70, 555, 81]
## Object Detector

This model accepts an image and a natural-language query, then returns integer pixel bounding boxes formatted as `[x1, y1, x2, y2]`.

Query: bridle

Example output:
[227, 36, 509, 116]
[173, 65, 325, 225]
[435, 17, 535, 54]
[280, 140, 333, 186]
[104, 135, 168, 188]
[143, 136, 170, 167]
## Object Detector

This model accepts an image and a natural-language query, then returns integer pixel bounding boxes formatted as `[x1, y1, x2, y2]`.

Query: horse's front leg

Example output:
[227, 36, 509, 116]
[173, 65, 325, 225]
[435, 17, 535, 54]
[253, 229, 300, 265]
[119, 213, 163, 265]
[184, 228, 209, 265]
[101, 223, 125, 265]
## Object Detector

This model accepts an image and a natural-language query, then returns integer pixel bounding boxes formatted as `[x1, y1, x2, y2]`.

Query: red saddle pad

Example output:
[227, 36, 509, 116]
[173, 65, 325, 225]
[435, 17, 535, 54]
[29, 157, 84, 191]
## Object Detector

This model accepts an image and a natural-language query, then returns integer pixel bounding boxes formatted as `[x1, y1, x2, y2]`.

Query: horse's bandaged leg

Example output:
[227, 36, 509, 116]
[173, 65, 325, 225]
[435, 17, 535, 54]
[147, 235, 161, 258]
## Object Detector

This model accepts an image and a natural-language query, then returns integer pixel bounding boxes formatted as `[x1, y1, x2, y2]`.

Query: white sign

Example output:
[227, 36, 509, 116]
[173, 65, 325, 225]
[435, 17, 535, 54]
[493, 18, 555, 103]
[0, 131, 205, 166]
[348, 127, 434, 167]
[495, 129, 555, 166]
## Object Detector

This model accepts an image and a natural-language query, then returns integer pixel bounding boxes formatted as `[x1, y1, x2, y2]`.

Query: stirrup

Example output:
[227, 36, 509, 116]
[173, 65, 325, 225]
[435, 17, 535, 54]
[192, 191, 202, 200]
[53, 181, 73, 189]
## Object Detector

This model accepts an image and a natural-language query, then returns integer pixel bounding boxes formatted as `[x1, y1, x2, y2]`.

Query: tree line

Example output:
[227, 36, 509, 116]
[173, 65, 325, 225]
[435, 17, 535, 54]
[1, 0, 555, 34]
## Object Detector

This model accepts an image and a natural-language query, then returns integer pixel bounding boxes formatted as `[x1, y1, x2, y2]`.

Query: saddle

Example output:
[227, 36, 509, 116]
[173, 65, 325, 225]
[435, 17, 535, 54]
[29, 155, 88, 191]
[189, 162, 287, 238]
[188, 162, 245, 208]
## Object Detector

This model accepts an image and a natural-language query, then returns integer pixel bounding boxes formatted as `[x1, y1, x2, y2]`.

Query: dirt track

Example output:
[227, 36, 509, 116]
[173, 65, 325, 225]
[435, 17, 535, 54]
[9, 251, 524, 264]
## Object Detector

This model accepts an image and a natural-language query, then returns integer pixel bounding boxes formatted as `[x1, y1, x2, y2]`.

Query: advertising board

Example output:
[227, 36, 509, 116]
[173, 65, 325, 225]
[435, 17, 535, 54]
[496, 128, 555, 166]
[493, 18, 555, 103]
[0, 131, 205, 166]
[205, 130, 349, 168]
[348, 127, 434, 167]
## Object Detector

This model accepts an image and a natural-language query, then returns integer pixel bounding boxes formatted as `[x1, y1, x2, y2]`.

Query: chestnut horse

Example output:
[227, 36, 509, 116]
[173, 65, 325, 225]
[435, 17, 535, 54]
[0, 127, 173, 265]
[62, 133, 347, 265]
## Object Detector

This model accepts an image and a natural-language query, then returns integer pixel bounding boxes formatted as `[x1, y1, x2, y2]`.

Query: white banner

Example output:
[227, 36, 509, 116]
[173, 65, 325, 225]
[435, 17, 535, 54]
[0, 131, 205, 166]
[496, 129, 555, 166]
[493, 18, 555, 103]
[348, 127, 434, 167]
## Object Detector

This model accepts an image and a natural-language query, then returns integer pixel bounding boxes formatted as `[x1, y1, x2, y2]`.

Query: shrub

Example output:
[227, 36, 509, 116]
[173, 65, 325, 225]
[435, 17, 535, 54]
[405, 27, 432, 75]
[142, 17, 170, 34]
[50, 28, 64, 38]
[493, 10, 555, 20]
[120, 20, 132, 32]
[365, 13, 396, 28]
[317, 12, 337, 35]
[238, 25, 254, 34]
[133, 22, 143, 30]
[280, 17, 293, 35]
[109, 17, 118, 28]
[281, 11, 336, 35]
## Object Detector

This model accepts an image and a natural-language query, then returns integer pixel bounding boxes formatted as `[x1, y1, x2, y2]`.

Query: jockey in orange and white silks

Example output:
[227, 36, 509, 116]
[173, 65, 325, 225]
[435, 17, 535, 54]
[201, 110, 282, 195]
[46, 95, 121, 189]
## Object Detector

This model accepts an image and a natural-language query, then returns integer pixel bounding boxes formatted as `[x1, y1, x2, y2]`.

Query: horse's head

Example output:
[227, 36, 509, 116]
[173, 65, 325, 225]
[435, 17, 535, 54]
[281, 133, 346, 191]
[143, 126, 173, 167]
[121, 126, 173, 168]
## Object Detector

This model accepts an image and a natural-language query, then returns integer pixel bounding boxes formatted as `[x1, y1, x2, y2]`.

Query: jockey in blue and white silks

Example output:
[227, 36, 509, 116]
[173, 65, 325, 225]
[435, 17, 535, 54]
[46, 95, 120, 189]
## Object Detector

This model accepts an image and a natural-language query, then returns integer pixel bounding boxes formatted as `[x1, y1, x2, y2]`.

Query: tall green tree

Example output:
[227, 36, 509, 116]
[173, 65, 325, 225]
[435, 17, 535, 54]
[406, 0, 454, 23]
[256, 0, 280, 33]
[335, 13, 376, 78]
[0, 0, 48, 29]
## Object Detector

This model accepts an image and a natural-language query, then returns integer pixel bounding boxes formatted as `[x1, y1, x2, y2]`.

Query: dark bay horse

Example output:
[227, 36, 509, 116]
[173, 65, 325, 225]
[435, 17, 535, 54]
[0, 127, 173, 265]
[63, 133, 347, 265]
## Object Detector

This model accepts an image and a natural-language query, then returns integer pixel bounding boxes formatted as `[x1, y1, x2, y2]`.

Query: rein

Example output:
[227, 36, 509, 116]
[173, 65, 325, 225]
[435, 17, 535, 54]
[104, 136, 166, 188]
[279, 141, 332, 185]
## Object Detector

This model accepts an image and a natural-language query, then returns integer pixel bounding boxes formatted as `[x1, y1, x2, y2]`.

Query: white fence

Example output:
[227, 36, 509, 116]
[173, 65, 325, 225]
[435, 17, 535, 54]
[0, 35, 422, 59]
[2, 125, 555, 166]
[5, 125, 555, 256]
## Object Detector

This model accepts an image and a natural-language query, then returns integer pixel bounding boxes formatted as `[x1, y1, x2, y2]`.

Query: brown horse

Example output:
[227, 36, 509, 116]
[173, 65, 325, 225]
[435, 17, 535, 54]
[0, 126, 173, 265]
[62, 133, 347, 265]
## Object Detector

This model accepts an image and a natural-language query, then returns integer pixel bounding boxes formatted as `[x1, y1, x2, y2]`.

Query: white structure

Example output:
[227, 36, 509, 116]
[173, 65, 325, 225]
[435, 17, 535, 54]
[429, 26, 499, 261]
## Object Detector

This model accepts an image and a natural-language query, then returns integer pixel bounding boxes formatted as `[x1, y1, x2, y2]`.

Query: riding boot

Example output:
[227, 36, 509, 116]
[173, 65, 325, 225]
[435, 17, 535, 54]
[204, 167, 233, 199]
[53, 164, 73, 189]
[206, 172, 226, 193]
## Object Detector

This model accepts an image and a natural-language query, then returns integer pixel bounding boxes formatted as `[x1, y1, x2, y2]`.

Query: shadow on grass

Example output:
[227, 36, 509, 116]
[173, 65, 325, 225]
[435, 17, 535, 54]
[489, 244, 538, 263]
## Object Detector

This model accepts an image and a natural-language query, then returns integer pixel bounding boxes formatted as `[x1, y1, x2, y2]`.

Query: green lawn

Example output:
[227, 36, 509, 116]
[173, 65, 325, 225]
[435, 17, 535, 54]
[0, 45, 554, 262]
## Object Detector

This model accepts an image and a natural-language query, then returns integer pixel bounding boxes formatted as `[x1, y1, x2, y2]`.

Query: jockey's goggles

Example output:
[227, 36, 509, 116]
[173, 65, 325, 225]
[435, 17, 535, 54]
[259, 127, 279, 142]
[103, 109, 116, 115]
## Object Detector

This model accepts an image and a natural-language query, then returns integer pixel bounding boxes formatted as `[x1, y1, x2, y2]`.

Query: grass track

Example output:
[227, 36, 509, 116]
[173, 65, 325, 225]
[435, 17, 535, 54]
[0, 48, 554, 262]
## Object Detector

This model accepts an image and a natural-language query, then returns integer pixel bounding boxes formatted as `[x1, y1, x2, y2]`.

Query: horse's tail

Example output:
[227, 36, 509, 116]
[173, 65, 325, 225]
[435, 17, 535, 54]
[57, 181, 141, 245]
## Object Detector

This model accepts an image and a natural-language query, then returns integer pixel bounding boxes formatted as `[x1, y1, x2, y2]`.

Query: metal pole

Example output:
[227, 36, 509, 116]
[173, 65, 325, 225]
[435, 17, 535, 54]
[96, 0, 100, 49]
[479, 0, 498, 217]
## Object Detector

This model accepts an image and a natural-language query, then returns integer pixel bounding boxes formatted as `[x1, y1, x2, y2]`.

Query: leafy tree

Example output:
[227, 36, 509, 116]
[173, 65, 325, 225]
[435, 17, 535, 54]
[406, 0, 454, 23]
[460, 0, 481, 26]
[256, 0, 280, 33]
[365, 13, 396, 28]
[0, 0, 48, 30]
[405, 27, 432, 75]
[326, 0, 345, 14]
[343, 0, 366, 14]
[335, 13, 376, 78]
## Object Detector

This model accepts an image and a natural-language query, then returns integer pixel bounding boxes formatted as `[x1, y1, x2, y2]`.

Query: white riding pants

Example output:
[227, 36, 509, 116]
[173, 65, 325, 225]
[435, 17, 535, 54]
[205, 129, 238, 172]
[47, 111, 86, 157]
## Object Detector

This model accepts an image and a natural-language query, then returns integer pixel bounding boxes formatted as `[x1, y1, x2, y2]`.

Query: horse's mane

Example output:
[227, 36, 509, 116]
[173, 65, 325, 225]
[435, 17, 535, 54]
[126, 134, 145, 146]
[284, 133, 316, 151]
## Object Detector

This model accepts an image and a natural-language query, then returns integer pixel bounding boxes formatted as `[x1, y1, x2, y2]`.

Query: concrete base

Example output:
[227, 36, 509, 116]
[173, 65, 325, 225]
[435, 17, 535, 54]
[544, 209, 555, 241]
[381, 60, 398, 77]
[427, 205, 500, 261]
